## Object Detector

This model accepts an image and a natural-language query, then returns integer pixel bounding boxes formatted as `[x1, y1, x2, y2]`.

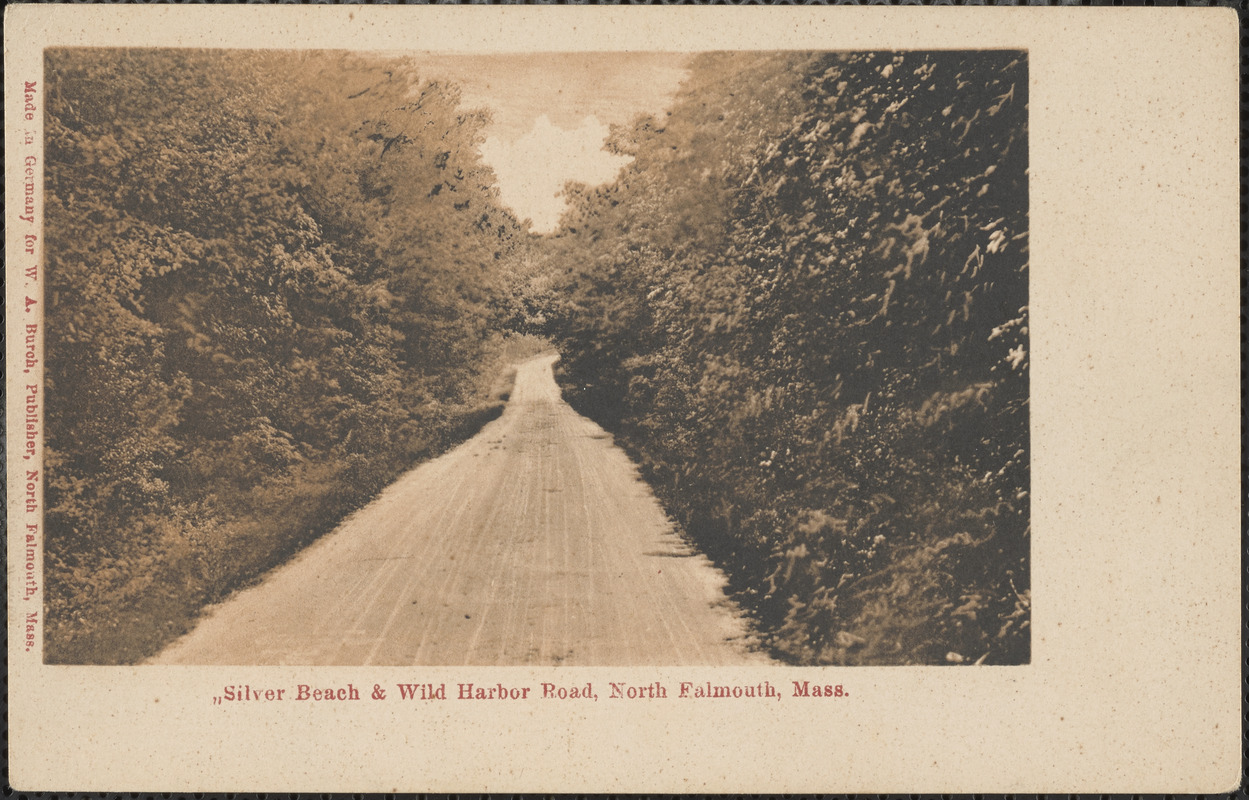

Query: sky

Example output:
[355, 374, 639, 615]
[412, 53, 690, 233]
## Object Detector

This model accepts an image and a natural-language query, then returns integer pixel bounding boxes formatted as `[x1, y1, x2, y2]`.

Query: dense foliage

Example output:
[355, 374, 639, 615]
[546, 51, 1030, 664]
[44, 49, 532, 663]
[44, 48, 1029, 666]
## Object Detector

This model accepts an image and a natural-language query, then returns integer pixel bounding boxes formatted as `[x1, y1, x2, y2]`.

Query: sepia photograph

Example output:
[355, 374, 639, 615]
[42, 47, 1028, 667]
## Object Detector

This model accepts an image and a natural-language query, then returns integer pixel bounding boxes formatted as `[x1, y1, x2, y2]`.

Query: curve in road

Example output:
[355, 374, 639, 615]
[152, 354, 770, 666]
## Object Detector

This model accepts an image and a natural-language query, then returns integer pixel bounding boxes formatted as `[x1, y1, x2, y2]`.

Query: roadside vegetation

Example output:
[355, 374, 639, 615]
[43, 48, 1029, 666]
[542, 51, 1030, 665]
[43, 49, 543, 664]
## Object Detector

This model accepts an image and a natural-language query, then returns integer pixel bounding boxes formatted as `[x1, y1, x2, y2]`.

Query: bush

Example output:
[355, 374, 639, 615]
[548, 51, 1029, 665]
[43, 49, 528, 663]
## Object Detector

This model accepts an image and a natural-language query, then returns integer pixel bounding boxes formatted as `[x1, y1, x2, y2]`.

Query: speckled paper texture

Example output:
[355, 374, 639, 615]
[5, 6, 1240, 792]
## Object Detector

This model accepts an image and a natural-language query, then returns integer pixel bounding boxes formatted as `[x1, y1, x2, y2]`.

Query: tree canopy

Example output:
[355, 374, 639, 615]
[546, 51, 1030, 665]
[44, 49, 527, 662]
[43, 48, 1030, 666]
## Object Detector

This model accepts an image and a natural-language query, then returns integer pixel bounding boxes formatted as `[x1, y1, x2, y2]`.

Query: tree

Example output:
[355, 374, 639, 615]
[43, 48, 526, 663]
[547, 51, 1030, 665]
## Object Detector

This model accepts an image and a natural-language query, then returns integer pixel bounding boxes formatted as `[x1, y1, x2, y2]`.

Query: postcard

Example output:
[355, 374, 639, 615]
[5, 5, 1240, 792]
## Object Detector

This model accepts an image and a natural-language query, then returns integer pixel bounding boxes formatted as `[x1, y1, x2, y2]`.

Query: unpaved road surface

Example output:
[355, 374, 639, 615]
[153, 354, 769, 665]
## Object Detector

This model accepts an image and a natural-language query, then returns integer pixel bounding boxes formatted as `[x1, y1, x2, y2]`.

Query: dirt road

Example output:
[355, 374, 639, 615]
[152, 354, 769, 665]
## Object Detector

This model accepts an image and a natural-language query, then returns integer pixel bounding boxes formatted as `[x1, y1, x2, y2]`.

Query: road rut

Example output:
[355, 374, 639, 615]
[152, 354, 769, 665]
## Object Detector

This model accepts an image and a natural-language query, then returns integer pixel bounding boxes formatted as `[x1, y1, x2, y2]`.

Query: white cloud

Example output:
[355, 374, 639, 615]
[480, 114, 629, 234]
